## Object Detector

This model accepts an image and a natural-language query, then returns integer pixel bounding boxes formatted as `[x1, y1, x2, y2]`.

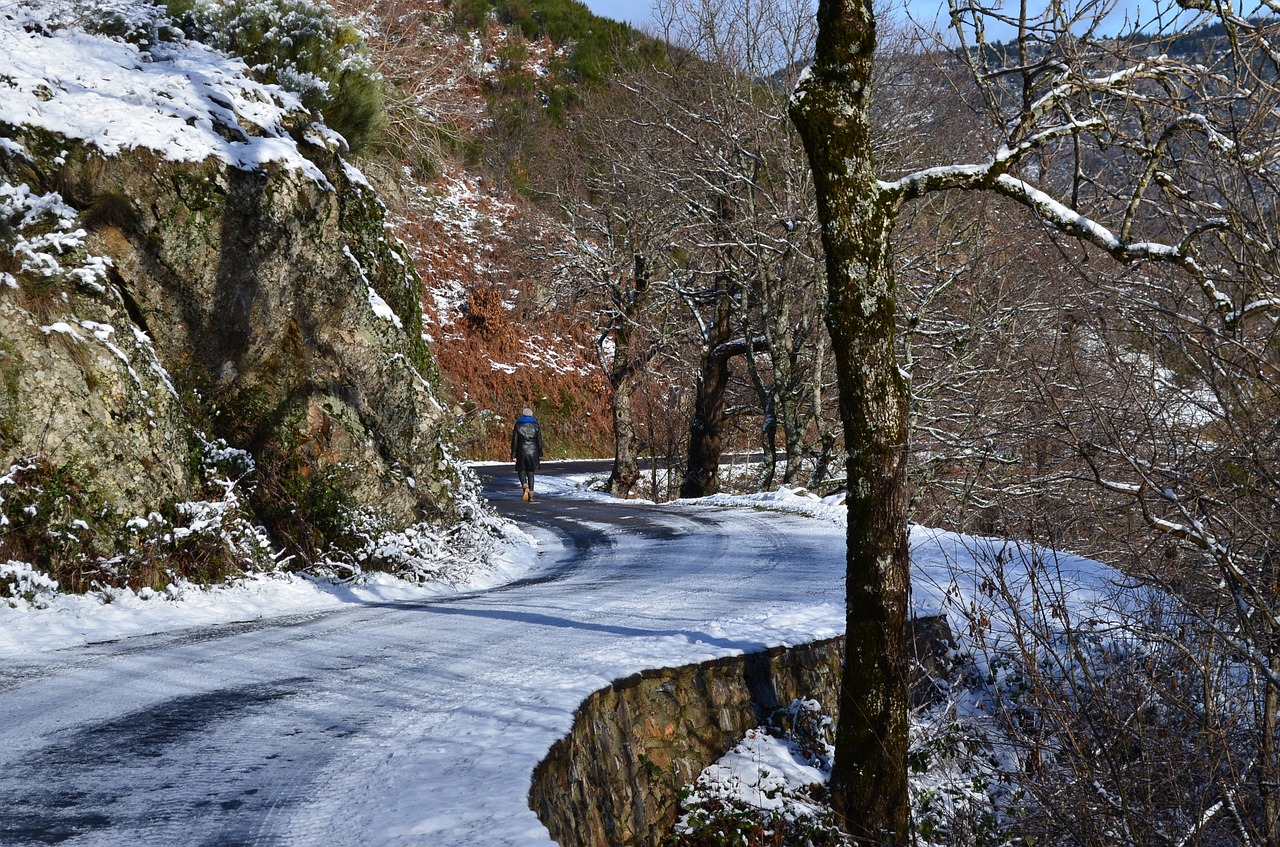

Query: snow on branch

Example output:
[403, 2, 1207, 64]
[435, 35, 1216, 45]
[876, 164, 989, 200]
[872, 119, 1105, 200]
[710, 334, 767, 362]
[990, 175, 1124, 251]
[1168, 113, 1239, 158]
[995, 119, 1104, 166]
[1094, 476, 1143, 496]
[980, 176, 1241, 318]
[1020, 57, 1179, 129]
[1225, 297, 1280, 326]
[1085, 447, 1279, 635]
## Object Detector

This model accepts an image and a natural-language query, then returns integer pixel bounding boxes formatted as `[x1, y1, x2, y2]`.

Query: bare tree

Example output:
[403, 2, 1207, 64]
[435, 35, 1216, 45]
[1016, 258, 1280, 846]
[648, 0, 842, 496]
[790, 0, 1280, 837]
[559, 12, 836, 498]
[651, 0, 817, 84]
[552, 152, 679, 497]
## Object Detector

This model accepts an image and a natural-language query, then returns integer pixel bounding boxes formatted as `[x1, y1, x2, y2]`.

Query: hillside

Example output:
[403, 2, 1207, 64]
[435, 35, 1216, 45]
[327, 0, 637, 461]
[0, 0, 674, 602]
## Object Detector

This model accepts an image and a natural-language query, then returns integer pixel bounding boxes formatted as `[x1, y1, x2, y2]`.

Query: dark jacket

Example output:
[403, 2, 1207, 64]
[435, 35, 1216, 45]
[512, 415, 543, 466]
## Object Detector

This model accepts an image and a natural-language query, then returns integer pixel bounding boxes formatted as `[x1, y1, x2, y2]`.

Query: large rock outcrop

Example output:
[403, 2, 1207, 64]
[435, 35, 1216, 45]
[0, 12, 476, 592]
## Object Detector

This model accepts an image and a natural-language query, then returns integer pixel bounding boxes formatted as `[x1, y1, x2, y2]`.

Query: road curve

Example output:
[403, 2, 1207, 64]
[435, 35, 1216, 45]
[0, 462, 843, 846]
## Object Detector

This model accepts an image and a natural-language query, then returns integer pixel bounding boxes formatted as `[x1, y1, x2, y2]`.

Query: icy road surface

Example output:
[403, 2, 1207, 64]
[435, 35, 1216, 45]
[0, 463, 845, 846]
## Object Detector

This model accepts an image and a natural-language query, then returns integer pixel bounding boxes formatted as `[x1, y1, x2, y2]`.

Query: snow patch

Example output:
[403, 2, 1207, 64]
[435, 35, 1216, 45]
[0, 1, 328, 183]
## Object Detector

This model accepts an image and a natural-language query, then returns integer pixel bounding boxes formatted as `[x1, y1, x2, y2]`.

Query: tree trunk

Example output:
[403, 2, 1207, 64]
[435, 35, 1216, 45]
[780, 390, 807, 485]
[789, 0, 912, 840]
[807, 428, 838, 490]
[680, 295, 736, 498]
[758, 396, 778, 491]
[604, 254, 651, 499]
[607, 378, 640, 497]
[1264, 643, 1280, 847]
[741, 292, 779, 491]
[806, 333, 839, 490]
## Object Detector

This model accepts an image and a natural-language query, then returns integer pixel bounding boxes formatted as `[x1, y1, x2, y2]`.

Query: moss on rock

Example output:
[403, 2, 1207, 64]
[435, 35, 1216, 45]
[0, 113, 470, 589]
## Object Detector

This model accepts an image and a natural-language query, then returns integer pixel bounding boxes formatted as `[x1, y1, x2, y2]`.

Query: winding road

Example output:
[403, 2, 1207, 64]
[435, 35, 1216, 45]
[0, 463, 844, 846]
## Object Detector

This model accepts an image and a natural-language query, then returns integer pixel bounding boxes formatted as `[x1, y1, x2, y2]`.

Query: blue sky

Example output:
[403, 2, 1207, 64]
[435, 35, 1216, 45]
[579, 0, 654, 26]
[897, 0, 1166, 36]
[579, 0, 1190, 39]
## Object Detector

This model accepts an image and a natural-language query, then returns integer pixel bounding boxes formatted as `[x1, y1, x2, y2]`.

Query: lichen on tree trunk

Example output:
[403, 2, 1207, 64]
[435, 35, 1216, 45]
[788, 0, 912, 838]
[607, 378, 641, 497]
[605, 255, 651, 499]
[679, 294, 737, 499]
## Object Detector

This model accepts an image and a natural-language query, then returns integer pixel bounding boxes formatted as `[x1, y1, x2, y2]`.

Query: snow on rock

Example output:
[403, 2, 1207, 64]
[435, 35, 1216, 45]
[671, 698, 840, 843]
[0, 0, 483, 592]
[368, 286, 406, 329]
[0, 0, 327, 182]
[1, 177, 108, 288]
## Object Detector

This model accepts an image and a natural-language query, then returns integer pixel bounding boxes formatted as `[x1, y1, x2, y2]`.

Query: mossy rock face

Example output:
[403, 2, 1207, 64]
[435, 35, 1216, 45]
[0, 191, 199, 519]
[0, 123, 462, 579]
[0, 337, 25, 445]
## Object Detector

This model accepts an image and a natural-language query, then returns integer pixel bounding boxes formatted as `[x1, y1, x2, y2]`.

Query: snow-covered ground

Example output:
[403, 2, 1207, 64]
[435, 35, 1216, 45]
[0, 468, 849, 661]
[1, 470, 846, 845]
[0, 0, 332, 178]
[1, 467, 1127, 846]
[676, 485, 1134, 845]
[0, 550, 534, 657]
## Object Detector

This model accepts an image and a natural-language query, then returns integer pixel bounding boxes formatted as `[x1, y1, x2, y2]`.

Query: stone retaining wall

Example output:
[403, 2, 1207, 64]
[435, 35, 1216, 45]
[529, 637, 845, 847]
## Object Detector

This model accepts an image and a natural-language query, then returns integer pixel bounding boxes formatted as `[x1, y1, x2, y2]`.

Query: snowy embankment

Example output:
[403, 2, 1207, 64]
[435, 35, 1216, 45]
[0, 533, 536, 657]
[3, 468, 1123, 672]
[684, 487, 1135, 845]
[0, 0, 326, 178]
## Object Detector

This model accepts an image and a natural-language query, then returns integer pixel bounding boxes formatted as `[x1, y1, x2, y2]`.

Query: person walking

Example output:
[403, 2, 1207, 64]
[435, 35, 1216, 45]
[511, 407, 543, 502]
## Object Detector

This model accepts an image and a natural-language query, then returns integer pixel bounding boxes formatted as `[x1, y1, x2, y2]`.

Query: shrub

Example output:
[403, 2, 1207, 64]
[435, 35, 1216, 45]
[0, 340, 22, 446]
[245, 441, 363, 566]
[35, 0, 179, 45]
[165, 0, 387, 155]
[0, 457, 116, 593]
[448, 0, 652, 89]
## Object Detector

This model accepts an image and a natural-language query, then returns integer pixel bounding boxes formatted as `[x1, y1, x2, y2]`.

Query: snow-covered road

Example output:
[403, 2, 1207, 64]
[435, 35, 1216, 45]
[0, 464, 846, 846]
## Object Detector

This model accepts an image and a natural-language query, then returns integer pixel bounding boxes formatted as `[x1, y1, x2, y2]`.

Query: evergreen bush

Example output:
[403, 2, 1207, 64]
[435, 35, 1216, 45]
[449, 0, 651, 87]
[165, 0, 387, 156]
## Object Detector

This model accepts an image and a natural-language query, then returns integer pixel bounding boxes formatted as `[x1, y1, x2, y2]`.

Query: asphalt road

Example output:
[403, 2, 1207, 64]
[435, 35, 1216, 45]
[0, 462, 842, 846]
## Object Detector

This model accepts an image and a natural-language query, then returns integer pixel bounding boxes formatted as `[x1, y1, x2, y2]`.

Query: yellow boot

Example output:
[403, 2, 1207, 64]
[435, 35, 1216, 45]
[522, 486, 531, 502]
